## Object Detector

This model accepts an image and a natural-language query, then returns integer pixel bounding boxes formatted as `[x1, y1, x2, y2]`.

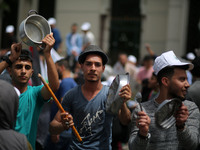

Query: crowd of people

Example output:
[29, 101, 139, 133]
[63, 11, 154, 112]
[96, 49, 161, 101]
[0, 19, 200, 150]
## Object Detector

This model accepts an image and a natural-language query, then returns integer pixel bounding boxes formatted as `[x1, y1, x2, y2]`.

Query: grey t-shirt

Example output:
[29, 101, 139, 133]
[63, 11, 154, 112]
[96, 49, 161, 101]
[62, 85, 113, 150]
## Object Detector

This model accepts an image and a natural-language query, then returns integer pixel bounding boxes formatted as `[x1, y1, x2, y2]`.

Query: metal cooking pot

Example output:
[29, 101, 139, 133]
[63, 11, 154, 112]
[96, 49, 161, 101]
[155, 98, 182, 129]
[106, 73, 129, 115]
[19, 10, 51, 48]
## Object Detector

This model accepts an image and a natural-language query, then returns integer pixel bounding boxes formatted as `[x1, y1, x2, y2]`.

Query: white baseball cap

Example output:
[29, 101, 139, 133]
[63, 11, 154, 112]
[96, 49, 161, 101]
[186, 52, 195, 61]
[6, 25, 14, 33]
[153, 51, 194, 75]
[48, 18, 56, 25]
[128, 55, 137, 63]
[81, 22, 91, 31]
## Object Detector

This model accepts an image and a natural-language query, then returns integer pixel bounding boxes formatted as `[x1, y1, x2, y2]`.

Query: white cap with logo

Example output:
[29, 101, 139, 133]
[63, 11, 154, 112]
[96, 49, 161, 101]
[153, 51, 194, 75]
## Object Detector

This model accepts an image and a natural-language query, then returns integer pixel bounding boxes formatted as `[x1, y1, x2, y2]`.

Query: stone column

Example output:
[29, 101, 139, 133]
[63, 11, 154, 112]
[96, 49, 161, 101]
[17, 0, 39, 48]
[165, 0, 189, 56]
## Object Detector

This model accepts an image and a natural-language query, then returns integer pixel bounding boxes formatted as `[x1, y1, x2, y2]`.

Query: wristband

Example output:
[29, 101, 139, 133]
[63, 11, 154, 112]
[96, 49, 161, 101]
[138, 132, 151, 140]
[2, 56, 12, 66]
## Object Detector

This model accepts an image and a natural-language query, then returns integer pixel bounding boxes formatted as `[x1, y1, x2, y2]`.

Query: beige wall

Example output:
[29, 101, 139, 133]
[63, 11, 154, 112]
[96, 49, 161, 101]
[55, 0, 111, 56]
[140, 0, 189, 58]
[17, 0, 39, 49]
[0, 0, 3, 47]
[165, 0, 189, 57]
[15, 0, 189, 58]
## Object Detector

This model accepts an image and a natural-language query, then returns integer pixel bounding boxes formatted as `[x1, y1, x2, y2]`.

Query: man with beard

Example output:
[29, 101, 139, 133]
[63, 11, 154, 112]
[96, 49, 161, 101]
[128, 51, 200, 150]
[49, 45, 132, 149]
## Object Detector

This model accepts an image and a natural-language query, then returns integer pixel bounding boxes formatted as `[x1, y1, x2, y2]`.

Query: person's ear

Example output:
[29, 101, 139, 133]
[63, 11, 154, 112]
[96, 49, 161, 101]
[102, 65, 105, 72]
[61, 65, 65, 71]
[161, 77, 170, 87]
[80, 64, 84, 69]
[31, 69, 34, 77]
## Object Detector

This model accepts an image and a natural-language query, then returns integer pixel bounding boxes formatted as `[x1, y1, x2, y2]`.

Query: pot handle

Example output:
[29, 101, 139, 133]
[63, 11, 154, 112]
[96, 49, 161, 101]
[28, 10, 38, 16]
[38, 43, 46, 50]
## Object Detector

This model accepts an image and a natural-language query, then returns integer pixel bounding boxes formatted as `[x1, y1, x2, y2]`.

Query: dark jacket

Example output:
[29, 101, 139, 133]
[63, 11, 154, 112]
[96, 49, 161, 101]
[0, 80, 30, 150]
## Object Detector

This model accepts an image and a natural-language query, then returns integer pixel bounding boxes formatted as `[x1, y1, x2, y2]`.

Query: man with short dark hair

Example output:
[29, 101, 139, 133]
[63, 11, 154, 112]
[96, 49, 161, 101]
[147, 72, 159, 101]
[50, 45, 132, 149]
[129, 51, 200, 150]
[0, 33, 59, 150]
[66, 23, 82, 59]
[113, 52, 128, 75]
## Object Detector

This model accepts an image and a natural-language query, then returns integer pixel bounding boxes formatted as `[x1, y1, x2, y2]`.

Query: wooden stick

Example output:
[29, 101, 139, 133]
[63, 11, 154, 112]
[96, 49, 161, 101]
[38, 73, 82, 143]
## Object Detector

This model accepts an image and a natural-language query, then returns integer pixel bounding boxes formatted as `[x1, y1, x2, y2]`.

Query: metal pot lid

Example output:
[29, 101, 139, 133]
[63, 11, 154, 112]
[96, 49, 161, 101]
[155, 98, 182, 129]
[106, 73, 129, 115]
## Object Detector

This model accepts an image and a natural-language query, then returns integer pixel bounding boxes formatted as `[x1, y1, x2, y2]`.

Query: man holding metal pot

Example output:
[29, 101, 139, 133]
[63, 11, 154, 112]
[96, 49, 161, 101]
[0, 33, 60, 150]
[49, 45, 132, 149]
[128, 51, 200, 150]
